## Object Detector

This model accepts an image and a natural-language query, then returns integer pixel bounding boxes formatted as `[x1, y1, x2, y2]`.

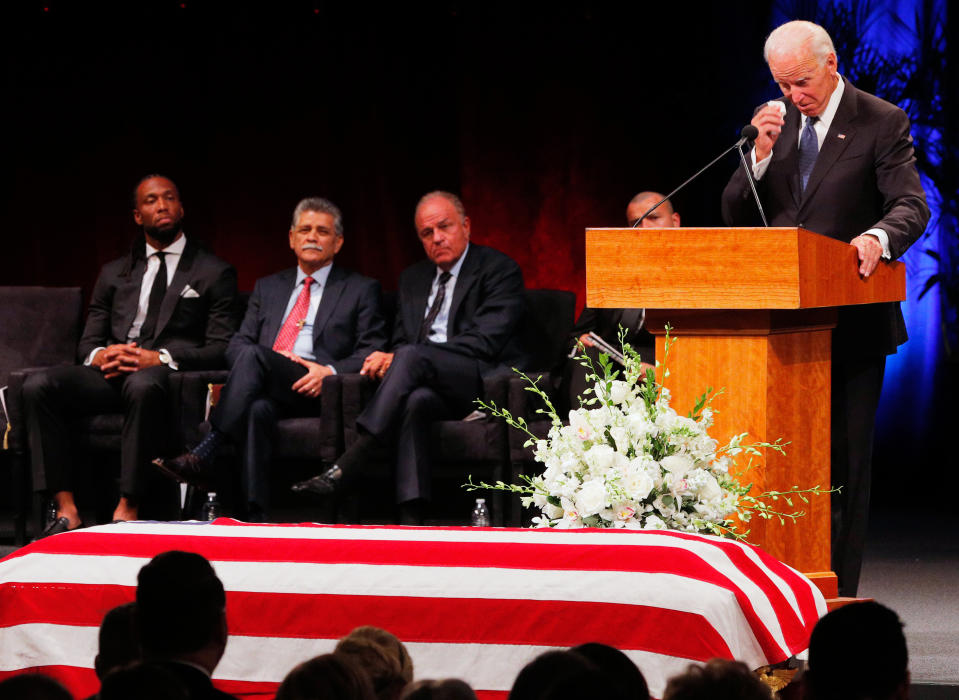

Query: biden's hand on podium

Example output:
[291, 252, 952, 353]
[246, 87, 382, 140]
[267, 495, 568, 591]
[851, 234, 883, 278]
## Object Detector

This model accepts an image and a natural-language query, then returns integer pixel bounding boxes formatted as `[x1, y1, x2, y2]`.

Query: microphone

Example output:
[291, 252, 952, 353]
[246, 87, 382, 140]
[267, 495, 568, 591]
[733, 124, 769, 226]
[632, 125, 767, 228]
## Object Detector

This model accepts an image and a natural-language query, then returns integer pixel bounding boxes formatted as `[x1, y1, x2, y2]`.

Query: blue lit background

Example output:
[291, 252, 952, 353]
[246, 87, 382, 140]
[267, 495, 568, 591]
[771, 0, 952, 471]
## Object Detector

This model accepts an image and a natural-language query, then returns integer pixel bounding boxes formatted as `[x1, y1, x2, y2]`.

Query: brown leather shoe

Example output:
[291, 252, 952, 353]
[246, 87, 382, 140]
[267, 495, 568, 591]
[153, 453, 212, 490]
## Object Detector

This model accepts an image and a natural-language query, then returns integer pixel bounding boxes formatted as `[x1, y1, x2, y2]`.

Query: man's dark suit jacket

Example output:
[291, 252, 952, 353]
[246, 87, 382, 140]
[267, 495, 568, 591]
[80, 238, 238, 368]
[721, 77, 929, 597]
[390, 243, 528, 372]
[721, 77, 929, 355]
[225, 264, 386, 372]
[26, 237, 236, 499]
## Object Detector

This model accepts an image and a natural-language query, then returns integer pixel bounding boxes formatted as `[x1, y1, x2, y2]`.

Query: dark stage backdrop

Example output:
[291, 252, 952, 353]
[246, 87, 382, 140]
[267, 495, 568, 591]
[4, 2, 773, 301]
[7, 2, 952, 498]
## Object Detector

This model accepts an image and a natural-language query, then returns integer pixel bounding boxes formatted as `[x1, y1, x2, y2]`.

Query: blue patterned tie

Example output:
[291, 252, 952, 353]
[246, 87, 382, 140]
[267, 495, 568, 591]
[798, 116, 819, 192]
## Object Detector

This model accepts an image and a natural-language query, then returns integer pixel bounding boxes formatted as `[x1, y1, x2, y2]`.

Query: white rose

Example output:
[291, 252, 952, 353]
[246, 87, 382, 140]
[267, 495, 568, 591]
[661, 454, 693, 478]
[574, 479, 607, 516]
[584, 444, 616, 473]
[697, 474, 723, 502]
[623, 465, 654, 501]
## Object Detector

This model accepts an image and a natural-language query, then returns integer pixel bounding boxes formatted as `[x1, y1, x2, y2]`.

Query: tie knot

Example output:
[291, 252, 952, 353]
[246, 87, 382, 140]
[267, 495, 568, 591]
[303, 276, 315, 288]
[438, 271, 452, 285]
[155, 251, 166, 260]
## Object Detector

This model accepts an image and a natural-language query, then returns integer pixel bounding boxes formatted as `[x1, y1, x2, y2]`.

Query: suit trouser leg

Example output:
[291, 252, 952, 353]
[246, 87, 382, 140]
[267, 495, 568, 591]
[24, 366, 125, 494]
[830, 352, 886, 598]
[23, 365, 173, 500]
[211, 344, 312, 508]
[118, 366, 174, 498]
[356, 344, 481, 503]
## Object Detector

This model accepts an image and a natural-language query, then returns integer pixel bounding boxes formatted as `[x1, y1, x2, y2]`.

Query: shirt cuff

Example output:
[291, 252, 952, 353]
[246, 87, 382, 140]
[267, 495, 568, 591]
[158, 348, 179, 371]
[84, 347, 106, 366]
[751, 148, 772, 180]
[327, 365, 337, 375]
[864, 229, 891, 259]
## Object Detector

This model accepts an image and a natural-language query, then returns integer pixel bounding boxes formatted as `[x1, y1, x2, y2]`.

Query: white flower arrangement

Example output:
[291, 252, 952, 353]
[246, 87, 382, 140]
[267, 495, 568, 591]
[470, 327, 830, 537]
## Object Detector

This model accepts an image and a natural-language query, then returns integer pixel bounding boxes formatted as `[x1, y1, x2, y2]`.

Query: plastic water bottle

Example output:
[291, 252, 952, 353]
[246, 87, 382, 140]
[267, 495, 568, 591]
[201, 492, 221, 521]
[470, 498, 490, 527]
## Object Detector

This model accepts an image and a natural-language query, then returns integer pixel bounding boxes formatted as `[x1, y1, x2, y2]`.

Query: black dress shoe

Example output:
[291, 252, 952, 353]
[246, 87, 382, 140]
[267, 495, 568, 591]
[153, 453, 212, 490]
[291, 466, 342, 496]
[36, 516, 83, 540]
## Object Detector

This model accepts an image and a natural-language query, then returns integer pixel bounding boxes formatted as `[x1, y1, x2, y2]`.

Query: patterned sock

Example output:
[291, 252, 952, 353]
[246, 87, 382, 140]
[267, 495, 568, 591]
[190, 430, 225, 464]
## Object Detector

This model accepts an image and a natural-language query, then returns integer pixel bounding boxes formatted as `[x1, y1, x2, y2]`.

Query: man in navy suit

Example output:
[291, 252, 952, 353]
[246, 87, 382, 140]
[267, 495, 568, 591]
[721, 20, 929, 596]
[154, 197, 386, 517]
[293, 191, 528, 523]
[24, 175, 237, 537]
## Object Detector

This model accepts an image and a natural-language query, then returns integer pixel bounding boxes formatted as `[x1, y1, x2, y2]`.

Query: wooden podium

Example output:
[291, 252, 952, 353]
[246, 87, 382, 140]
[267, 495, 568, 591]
[585, 227, 906, 584]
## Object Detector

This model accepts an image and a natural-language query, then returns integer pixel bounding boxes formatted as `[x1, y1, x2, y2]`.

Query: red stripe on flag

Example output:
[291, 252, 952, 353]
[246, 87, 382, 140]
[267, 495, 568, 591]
[0, 583, 732, 662]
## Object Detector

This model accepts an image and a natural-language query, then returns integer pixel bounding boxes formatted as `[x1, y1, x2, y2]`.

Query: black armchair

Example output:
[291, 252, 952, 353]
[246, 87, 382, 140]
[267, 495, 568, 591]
[334, 288, 575, 526]
[1, 286, 84, 543]
[506, 289, 577, 526]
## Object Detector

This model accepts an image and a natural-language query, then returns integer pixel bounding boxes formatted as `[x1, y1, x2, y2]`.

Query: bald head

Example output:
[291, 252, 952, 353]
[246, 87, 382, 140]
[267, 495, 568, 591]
[627, 191, 680, 228]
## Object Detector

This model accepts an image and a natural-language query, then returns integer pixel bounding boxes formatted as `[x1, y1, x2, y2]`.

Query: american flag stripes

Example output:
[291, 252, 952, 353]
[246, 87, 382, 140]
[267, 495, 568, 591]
[0, 520, 826, 698]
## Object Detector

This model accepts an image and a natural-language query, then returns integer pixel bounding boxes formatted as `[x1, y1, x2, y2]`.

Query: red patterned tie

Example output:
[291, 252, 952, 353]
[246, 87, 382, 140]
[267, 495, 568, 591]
[273, 277, 314, 353]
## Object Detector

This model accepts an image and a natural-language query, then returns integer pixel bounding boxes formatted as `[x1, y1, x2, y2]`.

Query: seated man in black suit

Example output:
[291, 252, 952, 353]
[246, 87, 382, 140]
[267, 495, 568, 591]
[154, 197, 386, 519]
[136, 550, 236, 700]
[293, 191, 528, 524]
[23, 175, 237, 537]
[564, 191, 675, 406]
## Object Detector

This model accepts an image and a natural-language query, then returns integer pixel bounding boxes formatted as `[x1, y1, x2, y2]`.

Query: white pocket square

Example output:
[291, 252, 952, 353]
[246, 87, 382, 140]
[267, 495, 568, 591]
[180, 285, 200, 299]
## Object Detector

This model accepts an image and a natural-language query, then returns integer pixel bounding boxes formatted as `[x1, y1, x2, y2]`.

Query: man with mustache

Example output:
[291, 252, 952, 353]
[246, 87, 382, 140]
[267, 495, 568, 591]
[154, 197, 386, 520]
[23, 174, 238, 536]
[291, 191, 529, 524]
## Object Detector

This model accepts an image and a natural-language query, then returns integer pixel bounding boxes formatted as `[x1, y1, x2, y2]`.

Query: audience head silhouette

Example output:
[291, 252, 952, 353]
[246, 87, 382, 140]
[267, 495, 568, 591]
[400, 678, 477, 700]
[662, 659, 772, 700]
[0, 673, 73, 700]
[275, 653, 377, 700]
[94, 601, 140, 681]
[136, 550, 228, 673]
[509, 649, 620, 700]
[805, 601, 909, 700]
[571, 642, 650, 699]
[336, 626, 414, 700]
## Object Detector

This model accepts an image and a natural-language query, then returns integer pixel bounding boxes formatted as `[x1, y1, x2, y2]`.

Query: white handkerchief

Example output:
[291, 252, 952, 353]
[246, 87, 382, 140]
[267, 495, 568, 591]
[180, 285, 200, 299]
[767, 100, 787, 117]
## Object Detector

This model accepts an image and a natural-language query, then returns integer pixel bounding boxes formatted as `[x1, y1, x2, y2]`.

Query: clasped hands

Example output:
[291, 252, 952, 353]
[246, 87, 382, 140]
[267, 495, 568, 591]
[91, 342, 161, 379]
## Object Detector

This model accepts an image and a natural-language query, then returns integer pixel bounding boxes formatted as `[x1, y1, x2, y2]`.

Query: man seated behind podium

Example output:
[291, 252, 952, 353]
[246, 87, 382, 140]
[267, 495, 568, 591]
[564, 191, 677, 407]
[24, 175, 237, 537]
[154, 197, 387, 519]
[292, 191, 529, 524]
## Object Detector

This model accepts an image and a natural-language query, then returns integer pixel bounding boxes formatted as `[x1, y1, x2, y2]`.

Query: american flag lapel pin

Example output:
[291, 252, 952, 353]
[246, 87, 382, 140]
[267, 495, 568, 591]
[837, 134, 846, 139]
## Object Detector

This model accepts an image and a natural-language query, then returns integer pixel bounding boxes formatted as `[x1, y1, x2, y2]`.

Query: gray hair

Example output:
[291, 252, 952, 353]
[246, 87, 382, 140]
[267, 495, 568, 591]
[764, 20, 836, 66]
[415, 191, 467, 223]
[291, 197, 344, 236]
